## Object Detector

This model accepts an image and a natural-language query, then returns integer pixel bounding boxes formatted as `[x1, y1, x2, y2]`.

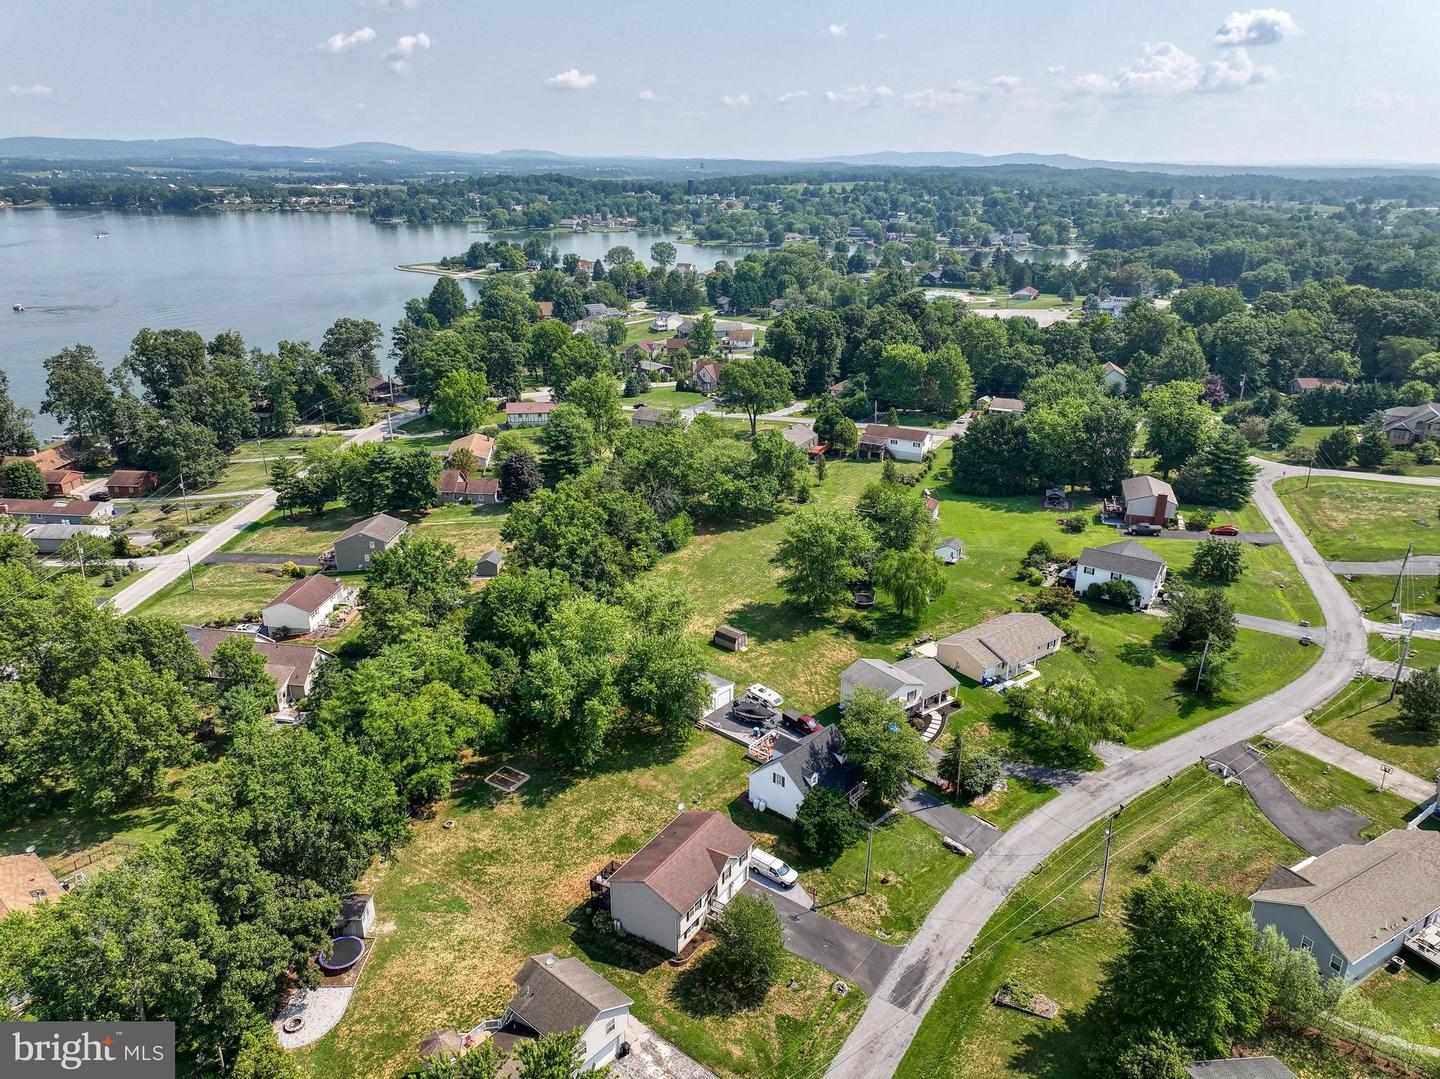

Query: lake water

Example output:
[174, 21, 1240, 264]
[1, 207, 756, 434]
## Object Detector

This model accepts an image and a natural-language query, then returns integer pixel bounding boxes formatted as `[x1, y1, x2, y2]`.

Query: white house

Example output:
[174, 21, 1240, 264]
[505, 401, 555, 427]
[1101, 362, 1128, 395]
[260, 574, 355, 638]
[1073, 540, 1168, 608]
[702, 673, 734, 717]
[499, 955, 633, 1071]
[935, 536, 965, 564]
[985, 397, 1025, 415]
[839, 655, 957, 718]
[748, 725, 861, 821]
[858, 423, 946, 463]
[650, 311, 684, 332]
[1120, 474, 1179, 526]
[608, 811, 753, 954]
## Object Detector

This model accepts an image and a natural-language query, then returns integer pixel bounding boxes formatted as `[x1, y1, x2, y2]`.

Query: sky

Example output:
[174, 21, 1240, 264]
[1, 1, 1435, 164]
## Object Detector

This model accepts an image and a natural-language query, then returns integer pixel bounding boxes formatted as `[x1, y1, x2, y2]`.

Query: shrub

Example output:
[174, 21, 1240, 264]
[1022, 539, 1054, 570]
[1186, 507, 1215, 531]
[1087, 579, 1141, 607]
[795, 787, 866, 861]
[1030, 586, 1077, 619]
[1191, 536, 1245, 583]
[278, 561, 308, 579]
[153, 523, 184, 547]
[659, 512, 693, 552]
[1058, 516, 1086, 534]
[841, 612, 875, 639]
[1416, 441, 1438, 465]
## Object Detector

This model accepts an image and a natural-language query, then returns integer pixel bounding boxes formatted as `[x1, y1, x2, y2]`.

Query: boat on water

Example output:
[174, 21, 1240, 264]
[12, 303, 22, 312]
[95, 231, 109, 238]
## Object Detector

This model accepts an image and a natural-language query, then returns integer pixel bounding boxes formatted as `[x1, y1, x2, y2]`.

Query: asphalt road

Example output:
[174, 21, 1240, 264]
[822, 458, 1369, 1079]
[1328, 556, 1440, 576]
[103, 412, 403, 614]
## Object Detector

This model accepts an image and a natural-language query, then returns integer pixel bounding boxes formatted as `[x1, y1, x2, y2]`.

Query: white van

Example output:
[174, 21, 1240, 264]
[751, 848, 799, 888]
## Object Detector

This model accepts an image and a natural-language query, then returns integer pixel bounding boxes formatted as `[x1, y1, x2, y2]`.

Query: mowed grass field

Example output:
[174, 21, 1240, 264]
[896, 755, 1428, 1079]
[296, 735, 872, 1079]
[226, 503, 510, 562]
[659, 461, 1321, 754]
[1276, 476, 1440, 561]
[1340, 571, 1440, 624]
[135, 561, 297, 623]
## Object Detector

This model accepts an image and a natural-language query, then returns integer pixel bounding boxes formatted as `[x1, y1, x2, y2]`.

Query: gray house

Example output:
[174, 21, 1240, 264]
[1249, 829, 1440, 984]
[326, 513, 407, 573]
[781, 424, 820, 452]
[495, 954, 632, 1072]
[607, 810, 753, 955]
[838, 656, 957, 719]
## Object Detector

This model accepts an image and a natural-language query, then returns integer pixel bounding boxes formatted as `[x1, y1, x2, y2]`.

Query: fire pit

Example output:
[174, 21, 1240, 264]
[316, 935, 365, 975]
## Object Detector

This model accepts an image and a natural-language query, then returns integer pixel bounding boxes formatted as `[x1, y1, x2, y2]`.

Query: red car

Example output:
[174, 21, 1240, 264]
[1209, 524, 1240, 536]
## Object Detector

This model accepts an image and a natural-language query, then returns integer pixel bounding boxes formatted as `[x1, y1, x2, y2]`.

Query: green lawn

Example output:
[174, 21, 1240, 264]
[898, 767, 1304, 1079]
[134, 561, 296, 623]
[1256, 426, 1440, 479]
[296, 733, 871, 1079]
[1313, 673, 1440, 781]
[656, 462, 1320, 762]
[1276, 477, 1440, 561]
[224, 504, 366, 555]
[409, 503, 509, 560]
[227, 437, 326, 462]
[204, 459, 273, 495]
[115, 499, 244, 535]
[1141, 535, 1324, 625]
[630, 386, 707, 408]
[1261, 745, 1419, 838]
[1339, 572, 1440, 624]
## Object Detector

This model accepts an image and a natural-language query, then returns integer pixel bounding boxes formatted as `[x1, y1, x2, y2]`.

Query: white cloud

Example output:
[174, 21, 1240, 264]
[988, 75, 1023, 94]
[7, 84, 53, 97]
[636, 88, 658, 102]
[776, 90, 810, 105]
[1046, 65, 1067, 76]
[1073, 41, 1275, 96]
[377, 0, 424, 9]
[1216, 8, 1299, 46]
[545, 67, 597, 91]
[824, 84, 893, 109]
[900, 76, 1024, 110]
[827, 23, 847, 37]
[720, 93, 753, 108]
[318, 26, 377, 54]
[384, 32, 431, 73]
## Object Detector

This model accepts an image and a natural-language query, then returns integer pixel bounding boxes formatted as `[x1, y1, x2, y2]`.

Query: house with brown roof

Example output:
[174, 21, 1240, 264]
[184, 626, 333, 710]
[504, 401, 556, 427]
[325, 513, 408, 573]
[0, 497, 112, 524]
[438, 470, 503, 505]
[260, 573, 356, 638]
[936, 612, 1063, 685]
[489, 955, 633, 1071]
[447, 433, 494, 470]
[985, 396, 1026, 415]
[1, 456, 83, 497]
[858, 423, 946, 463]
[105, 469, 158, 498]
[0, 852, 63, 916]
[1288, 376, 1348, 394]
[535, 300, 555, 321]
[608, 810, 754, 954]
[692, 361, 721, 394]
[1250, 830, 1440, 983]
[721, 328, 755, 352]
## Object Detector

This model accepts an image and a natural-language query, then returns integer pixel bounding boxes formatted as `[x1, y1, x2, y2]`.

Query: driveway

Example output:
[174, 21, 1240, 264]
[898, 787, 999, 854]
[1151, 528, 1281, 545]
[1329, 556, 1440, 576]
[1205, 741, 1367, 856]
[741, 882, 901, 995]
[1234, 614, 1326, 643]
[203, 552, 322, 566]
[747, 867, 814, 909]
[1268, 716, 1432, 804]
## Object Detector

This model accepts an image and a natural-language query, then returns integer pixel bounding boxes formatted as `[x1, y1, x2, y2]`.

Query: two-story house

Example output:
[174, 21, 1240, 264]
[839, 655, 957, 717]
[1072, 540, 1168, 608]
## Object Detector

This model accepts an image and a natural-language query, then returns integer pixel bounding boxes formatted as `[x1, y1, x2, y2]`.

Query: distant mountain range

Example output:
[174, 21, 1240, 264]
[4, 136, 1440, 181]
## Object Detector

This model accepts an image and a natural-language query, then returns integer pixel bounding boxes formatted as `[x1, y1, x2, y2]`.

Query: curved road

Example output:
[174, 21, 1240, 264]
[824, 458, 1370, 1079]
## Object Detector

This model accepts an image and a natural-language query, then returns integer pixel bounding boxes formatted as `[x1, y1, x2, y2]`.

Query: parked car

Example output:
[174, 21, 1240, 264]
[1127, 522, 1163, 536]
[751, 849, 799, 888]
[1299, 635, 1313, 646]
[781, 710, 820, 736]
[1209, 524, 1240, 536]
[92, 491, 113, 502]
[744, 684, 784, 709]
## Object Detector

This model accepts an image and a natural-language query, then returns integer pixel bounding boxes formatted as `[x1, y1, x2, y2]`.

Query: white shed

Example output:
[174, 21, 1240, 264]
[935, 537, 965, 564]
[702, 673, 734, 717]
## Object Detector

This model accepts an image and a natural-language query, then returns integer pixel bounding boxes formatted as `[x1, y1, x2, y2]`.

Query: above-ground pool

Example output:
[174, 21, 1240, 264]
[316, 935, 365, 974]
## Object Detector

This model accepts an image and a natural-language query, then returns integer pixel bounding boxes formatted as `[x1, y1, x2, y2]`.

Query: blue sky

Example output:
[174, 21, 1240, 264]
[2, 1, 1433, 163]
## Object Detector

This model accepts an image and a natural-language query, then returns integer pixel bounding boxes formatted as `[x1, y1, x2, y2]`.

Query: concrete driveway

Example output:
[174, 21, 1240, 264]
[747, 867, 813, 909]
[741, 882, 901, 995]
[1151, 528, 1281, 545]
[1206, 741, 1367, 856]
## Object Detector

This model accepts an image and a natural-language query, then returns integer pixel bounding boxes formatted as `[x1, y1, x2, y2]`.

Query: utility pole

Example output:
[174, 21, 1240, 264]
[1096, 803, 1126, 917]
[179, 468, 191, 525]
[953, 729, 964, 798]
[1392, 543, 1414, 606]
[1390, 627, 1415, 703]
[1238, 374, 1247, 402]
[1305, 451, 1316, 489]
[1193, 633, 1214, 692]
[186, 552, 196, 592]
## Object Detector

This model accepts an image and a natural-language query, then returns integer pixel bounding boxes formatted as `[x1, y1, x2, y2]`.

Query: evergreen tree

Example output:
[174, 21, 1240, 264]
[1174, 427, 1259, 508]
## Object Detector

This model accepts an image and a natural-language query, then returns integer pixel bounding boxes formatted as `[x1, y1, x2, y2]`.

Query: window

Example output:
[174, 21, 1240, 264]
[772, 772, 786, 788]
[1329, 954, 1344, 974]
[1109, 572, 1122, 581]
[1300, 935, 1313, 951]
[605, 1019, 616, 1036]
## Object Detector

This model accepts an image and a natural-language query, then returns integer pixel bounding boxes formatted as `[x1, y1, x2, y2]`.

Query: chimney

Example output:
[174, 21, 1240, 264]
[1153, 493, 1168, 525]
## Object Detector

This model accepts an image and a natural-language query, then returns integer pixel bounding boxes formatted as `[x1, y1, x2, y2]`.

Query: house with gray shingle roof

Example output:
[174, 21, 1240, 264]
[839, 655, 957, 718]
[936, 612, 1063, 685]
[326, 513, 407, 573]
[746, 724, 861, 821]
[1073, 539, 1168, 607]
[495, 954, 632, 1071]
[1250, 829, 1440, 984]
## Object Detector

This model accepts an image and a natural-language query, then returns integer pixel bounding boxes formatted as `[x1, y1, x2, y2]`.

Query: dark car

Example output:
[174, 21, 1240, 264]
[781, 709, 820, 736]
[92, 491, 113, 502]
[1127, 522, 1162, 536]
[1209, 524, 1240, 536]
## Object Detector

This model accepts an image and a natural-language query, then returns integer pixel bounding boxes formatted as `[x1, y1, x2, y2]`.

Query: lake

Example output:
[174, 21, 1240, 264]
[1, 207, 754, 435]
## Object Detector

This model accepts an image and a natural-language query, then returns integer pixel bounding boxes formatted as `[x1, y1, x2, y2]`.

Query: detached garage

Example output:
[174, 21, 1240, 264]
[703, 673, 734, 717]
